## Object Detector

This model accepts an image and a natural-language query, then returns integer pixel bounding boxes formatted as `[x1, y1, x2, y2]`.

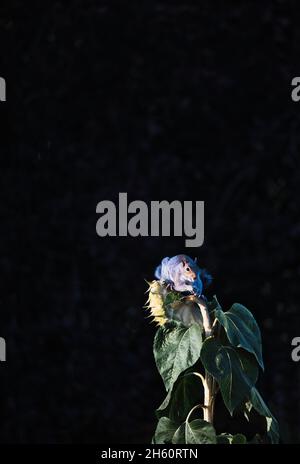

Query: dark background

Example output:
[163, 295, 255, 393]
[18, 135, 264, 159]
[1, 0, 300, 443]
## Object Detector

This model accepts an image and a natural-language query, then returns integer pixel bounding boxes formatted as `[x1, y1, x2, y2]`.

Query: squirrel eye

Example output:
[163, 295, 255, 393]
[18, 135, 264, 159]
[186, 267, 190, 271]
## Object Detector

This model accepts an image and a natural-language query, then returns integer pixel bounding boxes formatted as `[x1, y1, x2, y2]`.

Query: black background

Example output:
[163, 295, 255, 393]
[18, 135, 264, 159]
[1, 0, 300, 443]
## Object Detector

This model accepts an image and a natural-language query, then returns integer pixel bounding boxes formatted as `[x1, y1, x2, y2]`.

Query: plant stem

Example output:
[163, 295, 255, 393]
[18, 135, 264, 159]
[196, 297, 216, 424]
[197, 298, 212, 338]
[203, 373, 215, 423]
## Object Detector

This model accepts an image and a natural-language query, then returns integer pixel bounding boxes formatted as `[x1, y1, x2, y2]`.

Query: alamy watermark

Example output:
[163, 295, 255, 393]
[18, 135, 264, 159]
[96, 193, 204, 247]
[0, 77, 6, 101]
[0, 337, 6, 362]
[291, 77, 300, 101]
[291, 337, 300, 362]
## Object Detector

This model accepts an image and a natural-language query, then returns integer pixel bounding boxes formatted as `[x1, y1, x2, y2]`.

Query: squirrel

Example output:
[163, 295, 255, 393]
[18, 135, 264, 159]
[154, 254, 212, 297]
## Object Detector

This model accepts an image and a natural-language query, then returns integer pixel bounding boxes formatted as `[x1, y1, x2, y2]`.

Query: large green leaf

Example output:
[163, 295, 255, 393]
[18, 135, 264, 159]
[153, 417, 178, 444]
[153, 323, 203, 391]
[245, 387, 279, 444]
[200, 337, 258, 414]
[215, 303, 264, 370]
[156, 371, 203, 423]
[172, 419, 217, 444]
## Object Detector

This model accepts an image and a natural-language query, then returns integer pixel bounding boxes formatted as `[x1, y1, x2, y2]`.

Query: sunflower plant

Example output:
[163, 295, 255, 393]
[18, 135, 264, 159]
[145, 279, 279, 444]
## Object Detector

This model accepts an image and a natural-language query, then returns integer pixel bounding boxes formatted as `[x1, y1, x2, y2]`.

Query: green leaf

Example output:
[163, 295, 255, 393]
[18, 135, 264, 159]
[206, 295, 222, 313]
[201, 337, 258, 414]
[153, 323, 203, 391]
[216, 433, 233, 444]
[246, 387, 279, 444]
[231, 433, 247, 444]
[173, 419, 217, 444]
[156, 372, 203, 423]
[215, 303, 264, 370]
[164, 290, 182, 306]
[153, 417, 178, 444]
[217, 433, 247, 444]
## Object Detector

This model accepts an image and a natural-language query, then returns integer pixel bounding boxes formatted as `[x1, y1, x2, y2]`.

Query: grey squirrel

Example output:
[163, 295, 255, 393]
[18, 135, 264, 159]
[155, 254, 212, 297]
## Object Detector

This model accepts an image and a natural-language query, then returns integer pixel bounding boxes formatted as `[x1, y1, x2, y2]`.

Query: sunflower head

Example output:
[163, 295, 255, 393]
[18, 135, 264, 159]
[145, 280, 204, 327]
[145, 280, 171, 326]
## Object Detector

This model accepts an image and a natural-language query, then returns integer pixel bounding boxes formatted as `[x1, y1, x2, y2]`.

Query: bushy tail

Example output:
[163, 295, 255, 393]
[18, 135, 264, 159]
[154, 264, 162, 279]
[200, 268, 213, 288]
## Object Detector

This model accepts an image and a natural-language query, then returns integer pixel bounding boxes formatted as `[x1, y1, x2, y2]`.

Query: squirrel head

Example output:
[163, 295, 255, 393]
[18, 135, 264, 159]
[180, 256, 198, 281]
